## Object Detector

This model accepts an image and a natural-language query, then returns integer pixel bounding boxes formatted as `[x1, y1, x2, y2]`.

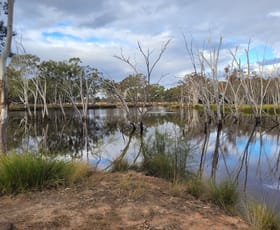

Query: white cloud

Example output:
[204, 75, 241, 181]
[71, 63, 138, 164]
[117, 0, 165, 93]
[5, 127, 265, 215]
[268, 11, 280, 17]
[11, 0, 280, 85]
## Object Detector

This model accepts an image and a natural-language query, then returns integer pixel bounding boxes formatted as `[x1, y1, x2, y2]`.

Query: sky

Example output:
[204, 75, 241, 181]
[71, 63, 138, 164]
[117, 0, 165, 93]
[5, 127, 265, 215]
[12, 0, 280, 87]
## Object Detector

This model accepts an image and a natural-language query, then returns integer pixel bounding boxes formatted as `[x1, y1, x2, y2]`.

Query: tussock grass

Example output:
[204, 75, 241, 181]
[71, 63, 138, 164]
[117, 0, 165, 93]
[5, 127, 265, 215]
[0, 153, 90, 194]
[68, 161, 91, 184]
[207, 180, 238, 213]
[142, 153, 174, 180]
[187, 176, 205, 198]
[242, 201, 280, 230]
[185, 176, 238, 213]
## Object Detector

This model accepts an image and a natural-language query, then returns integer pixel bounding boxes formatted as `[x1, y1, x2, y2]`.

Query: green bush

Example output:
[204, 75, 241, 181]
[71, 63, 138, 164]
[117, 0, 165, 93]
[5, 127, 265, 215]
[0, 153, 88, 194]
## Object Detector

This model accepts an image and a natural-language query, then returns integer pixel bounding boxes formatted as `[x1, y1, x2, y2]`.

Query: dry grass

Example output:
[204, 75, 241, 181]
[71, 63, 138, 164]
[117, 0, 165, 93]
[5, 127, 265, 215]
[242, 201, 280, 230]
[118, 176, 147, 201]
[169, 181, 188, 198]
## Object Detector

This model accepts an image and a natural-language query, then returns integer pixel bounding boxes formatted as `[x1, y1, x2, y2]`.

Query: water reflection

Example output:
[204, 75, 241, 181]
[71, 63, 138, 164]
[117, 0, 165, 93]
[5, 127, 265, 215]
[7, 108, 280, 211]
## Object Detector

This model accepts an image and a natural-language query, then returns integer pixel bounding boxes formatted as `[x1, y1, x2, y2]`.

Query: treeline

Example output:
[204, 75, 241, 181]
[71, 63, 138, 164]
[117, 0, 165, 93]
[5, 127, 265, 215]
[7, 54, 180, 115]
[7, 52, 280, 121]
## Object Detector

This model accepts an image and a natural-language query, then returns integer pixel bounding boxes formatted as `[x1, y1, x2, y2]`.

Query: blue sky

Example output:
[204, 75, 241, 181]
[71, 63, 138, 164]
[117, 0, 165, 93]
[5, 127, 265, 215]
[12, 0, 280, 86]
[237, 45, 276, 66]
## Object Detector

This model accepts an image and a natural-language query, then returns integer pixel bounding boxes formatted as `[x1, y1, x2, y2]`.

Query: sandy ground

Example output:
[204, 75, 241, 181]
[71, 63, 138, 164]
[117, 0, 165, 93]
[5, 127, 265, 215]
[0, 171, 248, 230]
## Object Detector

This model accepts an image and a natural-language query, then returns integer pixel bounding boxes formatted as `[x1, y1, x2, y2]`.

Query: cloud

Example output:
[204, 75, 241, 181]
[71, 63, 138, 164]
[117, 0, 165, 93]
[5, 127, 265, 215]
[11, 0, 280, 86]
[257, 57, 280, 66]
[268, 11, 280, 17]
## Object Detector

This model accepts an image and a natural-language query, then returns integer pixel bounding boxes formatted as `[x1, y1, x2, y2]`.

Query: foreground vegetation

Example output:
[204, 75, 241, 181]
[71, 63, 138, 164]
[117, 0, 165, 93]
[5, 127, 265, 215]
[0, 150, 278, 229]
[0, 153, 89, 194]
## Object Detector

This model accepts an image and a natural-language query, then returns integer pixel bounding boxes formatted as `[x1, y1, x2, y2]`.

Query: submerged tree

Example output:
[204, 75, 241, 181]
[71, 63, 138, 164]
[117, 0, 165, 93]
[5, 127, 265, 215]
[112, 39, 171, 133]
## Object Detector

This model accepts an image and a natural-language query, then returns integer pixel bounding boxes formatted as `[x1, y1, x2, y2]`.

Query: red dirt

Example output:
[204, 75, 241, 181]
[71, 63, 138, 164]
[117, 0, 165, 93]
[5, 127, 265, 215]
[0, 171, 248, 230]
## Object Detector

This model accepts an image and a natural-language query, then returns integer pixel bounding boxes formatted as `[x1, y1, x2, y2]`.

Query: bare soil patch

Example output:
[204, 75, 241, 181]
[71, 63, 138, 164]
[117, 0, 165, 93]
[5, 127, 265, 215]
[0, 171, 248, 229]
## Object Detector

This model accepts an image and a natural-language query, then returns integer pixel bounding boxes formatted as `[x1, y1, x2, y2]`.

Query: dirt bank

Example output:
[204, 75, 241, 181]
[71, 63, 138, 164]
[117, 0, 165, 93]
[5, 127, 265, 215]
[0, 171, 248, 230]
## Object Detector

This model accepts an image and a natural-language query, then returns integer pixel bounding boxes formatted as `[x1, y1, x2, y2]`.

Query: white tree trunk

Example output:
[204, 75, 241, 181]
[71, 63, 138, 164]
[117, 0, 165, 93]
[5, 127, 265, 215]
[0, 0, 14, 153]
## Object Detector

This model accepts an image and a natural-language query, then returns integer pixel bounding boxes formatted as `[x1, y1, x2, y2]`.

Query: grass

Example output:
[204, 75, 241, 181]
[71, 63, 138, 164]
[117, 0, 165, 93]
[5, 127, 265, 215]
[119, 176, 147, 201]
[169, 181, 188, 198]
[110, 158, 130, 172]
[141, 129, 190, 181]
[185, 176, 238, 213]
[0, 153, 90, 194]
[242, 201, 280, 230]
[207, 179, 238, 213]
[187, 176, 205, 198]
[192, 103, 280, 115]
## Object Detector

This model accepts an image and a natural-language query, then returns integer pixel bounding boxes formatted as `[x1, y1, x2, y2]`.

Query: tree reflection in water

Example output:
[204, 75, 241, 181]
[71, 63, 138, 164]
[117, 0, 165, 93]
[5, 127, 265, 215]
[6, 107, 280, 210]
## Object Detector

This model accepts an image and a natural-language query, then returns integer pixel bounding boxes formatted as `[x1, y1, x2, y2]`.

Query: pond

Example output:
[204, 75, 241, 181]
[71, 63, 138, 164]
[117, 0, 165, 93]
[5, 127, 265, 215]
[7, 107, 280, 212]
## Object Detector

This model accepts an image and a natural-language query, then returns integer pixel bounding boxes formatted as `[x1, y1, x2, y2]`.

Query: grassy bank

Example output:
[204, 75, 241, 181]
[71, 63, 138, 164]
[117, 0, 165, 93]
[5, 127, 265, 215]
[8, 102, 176, 111]
[192, 103, 280, 115]
[1, 149, 279, 229]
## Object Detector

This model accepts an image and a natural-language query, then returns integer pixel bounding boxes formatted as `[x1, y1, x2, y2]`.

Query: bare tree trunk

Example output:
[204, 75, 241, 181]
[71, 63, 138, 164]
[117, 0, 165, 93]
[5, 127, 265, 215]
[0, 0, 14, 153]
[31, 77, 49, 119]
[59, 95, 66, 119]
[114, 39, 170, 129]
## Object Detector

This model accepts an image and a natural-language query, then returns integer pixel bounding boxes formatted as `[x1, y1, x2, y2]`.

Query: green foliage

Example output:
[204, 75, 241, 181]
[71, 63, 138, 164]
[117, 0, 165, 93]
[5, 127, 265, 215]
[164, 86, 181, 102]
[243, 201, 280, 230]
[0, 153, 88, 194]
[141, 129, 190, 181]
[207, 180, 238, 213]
[119, 74, 146, 103]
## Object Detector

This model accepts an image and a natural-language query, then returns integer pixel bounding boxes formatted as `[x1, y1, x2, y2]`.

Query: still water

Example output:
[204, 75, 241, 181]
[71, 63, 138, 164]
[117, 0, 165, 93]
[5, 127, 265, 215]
[7, 107, 280, 211]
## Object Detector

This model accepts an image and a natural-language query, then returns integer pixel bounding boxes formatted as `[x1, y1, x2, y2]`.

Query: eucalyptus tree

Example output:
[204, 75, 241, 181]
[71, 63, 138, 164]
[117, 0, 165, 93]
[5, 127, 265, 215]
[0, 0, 14, 122]
[0, 0, 14, 153]
[8, 54, 40, 116]
[119, 74, 146, 103]
[60, 58, 100, 120]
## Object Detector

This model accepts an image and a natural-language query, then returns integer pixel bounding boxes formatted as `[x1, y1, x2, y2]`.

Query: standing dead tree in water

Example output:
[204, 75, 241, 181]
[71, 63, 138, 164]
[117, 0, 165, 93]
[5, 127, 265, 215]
[112, 39, 171, 134]
[230, 41, 272, 125]
[184, 36, 225, 180]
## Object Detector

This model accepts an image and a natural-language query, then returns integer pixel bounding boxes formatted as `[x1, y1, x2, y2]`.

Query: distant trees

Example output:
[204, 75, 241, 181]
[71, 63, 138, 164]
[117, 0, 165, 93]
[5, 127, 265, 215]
[6, 36, 280, 126]
[8, 56, 101, 120]
[8, 54, 40, 116]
